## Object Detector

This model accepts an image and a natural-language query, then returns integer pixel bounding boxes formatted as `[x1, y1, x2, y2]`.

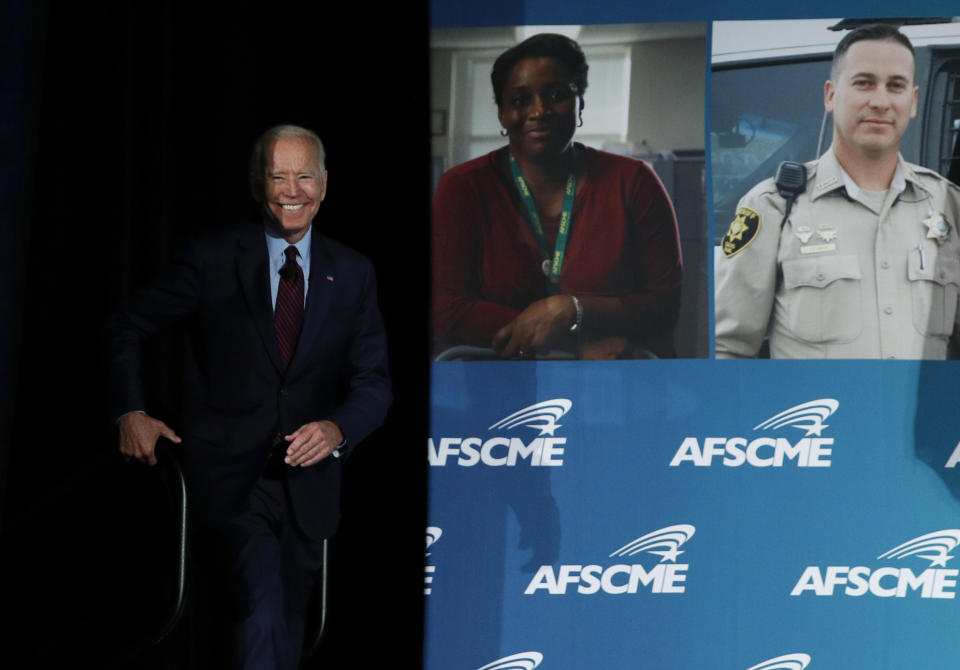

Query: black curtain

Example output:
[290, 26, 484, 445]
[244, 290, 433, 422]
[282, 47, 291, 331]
[0, 2, 429, 666]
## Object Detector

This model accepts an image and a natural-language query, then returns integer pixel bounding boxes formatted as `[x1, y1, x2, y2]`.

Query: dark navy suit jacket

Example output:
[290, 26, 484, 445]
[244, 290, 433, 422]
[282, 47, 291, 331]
[110, 221, 392, 538]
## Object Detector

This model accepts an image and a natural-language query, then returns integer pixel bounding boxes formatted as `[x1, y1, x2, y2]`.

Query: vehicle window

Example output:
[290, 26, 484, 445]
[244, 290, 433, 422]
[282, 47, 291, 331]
[930, 60, 960, 183]
[710, 58, 831, 242]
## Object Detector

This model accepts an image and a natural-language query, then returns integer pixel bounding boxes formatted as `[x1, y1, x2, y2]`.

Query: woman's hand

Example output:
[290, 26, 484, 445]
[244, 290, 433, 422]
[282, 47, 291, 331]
[492, 295, 575, 358]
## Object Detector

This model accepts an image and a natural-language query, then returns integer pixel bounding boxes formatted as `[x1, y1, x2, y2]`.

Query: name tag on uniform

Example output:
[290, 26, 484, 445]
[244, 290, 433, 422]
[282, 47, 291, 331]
[800, 243, 836, 254]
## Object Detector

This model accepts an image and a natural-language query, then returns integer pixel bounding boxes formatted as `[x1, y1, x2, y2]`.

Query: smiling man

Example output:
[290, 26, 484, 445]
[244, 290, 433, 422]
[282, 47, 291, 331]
[111, 124, 391, 668]
[715, 23, 960, 359]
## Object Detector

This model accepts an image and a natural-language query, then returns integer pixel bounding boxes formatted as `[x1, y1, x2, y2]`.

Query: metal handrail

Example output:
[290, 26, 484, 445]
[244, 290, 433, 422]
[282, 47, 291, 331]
[112, 439, 188, 667]
[150, 440, 189, 647]
[114, 440, 330, 667]
[300, 538, 329, 663]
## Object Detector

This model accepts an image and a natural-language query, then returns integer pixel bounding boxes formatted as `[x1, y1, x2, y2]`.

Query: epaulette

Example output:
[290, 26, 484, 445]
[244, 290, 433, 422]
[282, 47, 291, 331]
[911, 163, 960, 191]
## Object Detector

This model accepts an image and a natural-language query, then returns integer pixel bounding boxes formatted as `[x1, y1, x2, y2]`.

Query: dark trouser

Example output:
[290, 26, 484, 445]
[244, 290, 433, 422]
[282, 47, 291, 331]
[197, 474, 325, 670]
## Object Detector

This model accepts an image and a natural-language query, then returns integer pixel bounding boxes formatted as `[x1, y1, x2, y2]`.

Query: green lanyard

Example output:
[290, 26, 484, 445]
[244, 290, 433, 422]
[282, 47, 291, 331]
[508, 151, 578, 290]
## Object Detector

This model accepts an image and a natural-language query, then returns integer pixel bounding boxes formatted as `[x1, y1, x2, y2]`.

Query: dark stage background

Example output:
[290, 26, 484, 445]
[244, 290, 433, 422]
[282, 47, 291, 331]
[0, 2, 429, 667]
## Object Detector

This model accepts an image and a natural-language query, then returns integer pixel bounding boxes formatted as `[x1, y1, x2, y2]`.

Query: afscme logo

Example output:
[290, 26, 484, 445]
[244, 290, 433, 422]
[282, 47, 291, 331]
[943, 439, 960, 468]
[670, 399, 838, 468]
[429, 399, 572, 467]
[525, 525, 694, 595]
[791, 530, 960, 599]
[476, 652, 543, 670]
[753, 399, 837, 436]
[425, 526, 442, 551]
[746, 653, 811, 670]
[424, 526, 442, 596]
[877, 529, 960, 566]
[609, 524, 694, 562]
[488, 399, 571, 436]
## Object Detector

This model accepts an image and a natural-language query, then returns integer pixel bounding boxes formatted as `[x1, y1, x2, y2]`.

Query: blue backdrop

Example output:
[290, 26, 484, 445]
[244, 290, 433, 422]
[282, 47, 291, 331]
[427, 3, 960, 668]
[427, 361, 960, 668]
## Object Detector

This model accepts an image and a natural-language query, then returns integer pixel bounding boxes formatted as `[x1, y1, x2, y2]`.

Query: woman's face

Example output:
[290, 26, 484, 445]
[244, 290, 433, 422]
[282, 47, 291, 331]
[498, 56, 580, 163]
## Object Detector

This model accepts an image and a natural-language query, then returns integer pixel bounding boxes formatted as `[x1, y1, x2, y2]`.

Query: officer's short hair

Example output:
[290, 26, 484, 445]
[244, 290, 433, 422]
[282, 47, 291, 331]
[831, 23, 915, 78]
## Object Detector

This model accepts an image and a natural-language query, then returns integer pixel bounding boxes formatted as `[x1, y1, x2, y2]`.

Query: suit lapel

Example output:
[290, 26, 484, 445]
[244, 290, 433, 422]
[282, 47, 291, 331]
[287, 233, 336, 376]
[236, 225, 285, 374]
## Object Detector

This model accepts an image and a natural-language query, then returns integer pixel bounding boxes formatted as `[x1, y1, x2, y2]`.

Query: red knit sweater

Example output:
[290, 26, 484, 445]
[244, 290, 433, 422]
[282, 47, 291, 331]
[432, 145, 682, 358]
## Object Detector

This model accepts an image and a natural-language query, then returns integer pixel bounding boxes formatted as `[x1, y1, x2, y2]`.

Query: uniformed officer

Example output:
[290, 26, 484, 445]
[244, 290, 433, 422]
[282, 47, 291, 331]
[716, 23, 960, 359]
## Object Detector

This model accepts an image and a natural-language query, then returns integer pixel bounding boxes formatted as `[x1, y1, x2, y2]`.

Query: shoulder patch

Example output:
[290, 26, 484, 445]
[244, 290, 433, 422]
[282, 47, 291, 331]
[910, 163, 953, 183]
[911, 163, 941, 177]
[907, 164, 960, 195]
[722, 207, 761, 258]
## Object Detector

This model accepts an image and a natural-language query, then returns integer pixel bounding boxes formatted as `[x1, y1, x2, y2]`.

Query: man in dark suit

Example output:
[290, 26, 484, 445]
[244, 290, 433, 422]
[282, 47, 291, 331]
[111, 125, 391, 669]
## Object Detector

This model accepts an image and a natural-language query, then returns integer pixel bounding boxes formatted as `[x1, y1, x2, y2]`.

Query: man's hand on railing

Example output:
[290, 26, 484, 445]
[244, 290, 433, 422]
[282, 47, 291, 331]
[118, 412, 182, 466]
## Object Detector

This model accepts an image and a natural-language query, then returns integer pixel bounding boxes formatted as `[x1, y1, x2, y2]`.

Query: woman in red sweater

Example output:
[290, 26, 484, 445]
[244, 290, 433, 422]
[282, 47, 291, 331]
[432, 33, 682, 359]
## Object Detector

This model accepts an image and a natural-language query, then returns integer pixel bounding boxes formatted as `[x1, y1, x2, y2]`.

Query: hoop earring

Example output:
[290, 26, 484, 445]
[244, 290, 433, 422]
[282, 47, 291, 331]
[577, 113, 583, 128]
[500, 128, 507, 137]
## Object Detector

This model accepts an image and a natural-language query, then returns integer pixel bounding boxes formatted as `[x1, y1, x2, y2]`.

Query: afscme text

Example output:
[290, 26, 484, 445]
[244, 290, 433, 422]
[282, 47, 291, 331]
[670, 436, 832, 467]
[428, 436, 565, 467]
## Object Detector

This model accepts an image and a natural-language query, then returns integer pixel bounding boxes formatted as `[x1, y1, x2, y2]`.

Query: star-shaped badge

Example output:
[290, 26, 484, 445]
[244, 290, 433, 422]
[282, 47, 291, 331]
[924, 213, 951, 245]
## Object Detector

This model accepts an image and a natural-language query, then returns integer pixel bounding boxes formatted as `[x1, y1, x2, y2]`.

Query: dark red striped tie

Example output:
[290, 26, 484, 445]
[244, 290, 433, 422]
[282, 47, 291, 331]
[274, 245, 304, 369]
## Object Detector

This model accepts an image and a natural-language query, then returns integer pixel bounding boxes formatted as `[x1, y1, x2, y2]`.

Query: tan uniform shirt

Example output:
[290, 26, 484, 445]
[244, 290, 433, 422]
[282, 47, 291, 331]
[715, 149, 960, 359]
